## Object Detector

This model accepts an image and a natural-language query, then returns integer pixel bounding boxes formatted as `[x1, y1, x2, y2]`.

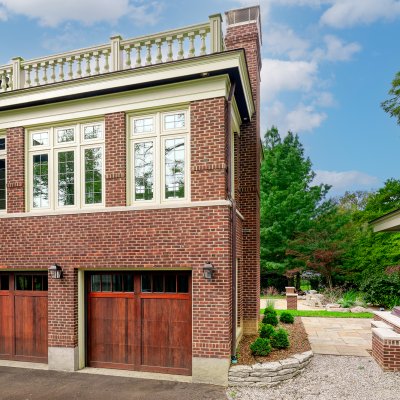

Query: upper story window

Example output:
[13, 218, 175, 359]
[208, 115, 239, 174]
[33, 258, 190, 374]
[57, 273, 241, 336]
[0, 134, 6, 212]
[28, 121, 104, 212]
[129, 110, 189, 205]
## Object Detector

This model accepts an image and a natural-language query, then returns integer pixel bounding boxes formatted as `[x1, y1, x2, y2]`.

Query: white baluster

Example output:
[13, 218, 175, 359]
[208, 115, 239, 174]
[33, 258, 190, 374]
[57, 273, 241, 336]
[135, 44, 142, 67]
[7, 69, 13, 91]
[200, 30, 207, 56]
[188, 32, 195, 58]
[1, 71, 6, 92]
[124, 45, 132, 69]
[84, 53, 92, 76]
[58, 58, 65, 81]
[66, 57, 74, 80]
[93, 51, 100, 75]
[103, 50, 110, 73]
[24, 65, 32, 88]
[177, 35, 184, 60]
[49, 60, 56, 83]
[145, 41, 152, 65]
[76, 55, 83, 78]
[155, 39, 162, 64]
[33, 64, 40, 86]
[166, 36, 173, 62]
[41, 62, 48, 84]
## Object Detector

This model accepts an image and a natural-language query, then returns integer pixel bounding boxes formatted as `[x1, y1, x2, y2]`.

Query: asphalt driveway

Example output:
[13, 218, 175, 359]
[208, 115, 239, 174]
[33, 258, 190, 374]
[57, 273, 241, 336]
[0, 367, 227, 400]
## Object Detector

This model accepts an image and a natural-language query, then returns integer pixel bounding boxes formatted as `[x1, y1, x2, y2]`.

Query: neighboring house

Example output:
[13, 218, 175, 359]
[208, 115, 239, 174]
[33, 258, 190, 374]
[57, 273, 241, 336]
[0, 6, 261, 386]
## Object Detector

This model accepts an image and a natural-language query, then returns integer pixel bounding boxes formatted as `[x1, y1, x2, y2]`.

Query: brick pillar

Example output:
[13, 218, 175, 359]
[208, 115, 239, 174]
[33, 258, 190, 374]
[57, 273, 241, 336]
[105, 112, 127, 207]
[225, 6, 261, 334]
[6, 127, 25, 213]
[287, 294, 298, 310]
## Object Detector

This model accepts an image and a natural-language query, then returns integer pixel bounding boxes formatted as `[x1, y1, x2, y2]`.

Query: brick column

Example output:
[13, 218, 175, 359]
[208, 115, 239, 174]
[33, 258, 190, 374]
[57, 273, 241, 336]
[225, 6, 261, 334]
[6, 127, 25, 213]
[105, 112, 126, 207]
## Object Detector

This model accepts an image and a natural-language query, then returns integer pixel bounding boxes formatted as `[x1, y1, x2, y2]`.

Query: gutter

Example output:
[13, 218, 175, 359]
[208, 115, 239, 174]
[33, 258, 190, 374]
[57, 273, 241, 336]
[227, 80, 237, 362]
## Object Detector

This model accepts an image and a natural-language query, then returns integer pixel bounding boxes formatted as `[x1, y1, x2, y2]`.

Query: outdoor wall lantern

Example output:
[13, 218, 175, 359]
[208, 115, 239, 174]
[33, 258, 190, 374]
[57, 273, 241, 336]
[49, 264, 63, 279]
[203, 262, 214, 280]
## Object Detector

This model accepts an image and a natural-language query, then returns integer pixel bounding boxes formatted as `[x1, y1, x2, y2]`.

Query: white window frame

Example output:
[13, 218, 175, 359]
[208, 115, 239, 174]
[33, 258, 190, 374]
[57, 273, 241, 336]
[0, 133, 6, 213]
[27, 121, 105, 212]
[129, 109, 190, 206]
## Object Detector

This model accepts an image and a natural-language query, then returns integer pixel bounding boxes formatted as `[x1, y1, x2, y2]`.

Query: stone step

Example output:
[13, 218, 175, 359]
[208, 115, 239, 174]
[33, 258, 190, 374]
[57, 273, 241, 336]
[371, 320, 393, 330]
[372, 327, 400, 341]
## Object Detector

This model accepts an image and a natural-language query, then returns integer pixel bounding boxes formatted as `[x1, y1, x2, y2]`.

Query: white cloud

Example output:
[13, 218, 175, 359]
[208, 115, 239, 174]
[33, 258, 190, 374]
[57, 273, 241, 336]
[0, 0, 163, 27]
[314, 91, 336, 107]
[320, 0, 400, 28]
[313, 35, 361, 62]
[262, 59, 318, 100]
[286, 103, 327, 133]
[314, 170, 379, 190]
[265, 25, 310, 60]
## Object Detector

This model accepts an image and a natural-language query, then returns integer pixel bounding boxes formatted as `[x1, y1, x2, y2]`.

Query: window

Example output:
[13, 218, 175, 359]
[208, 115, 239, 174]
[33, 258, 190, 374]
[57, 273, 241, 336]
[15, 274, 48, 291]
[0, 274, 9, 290]
[141, 272, 190, 293]
[90, 273, 134, 293]
[0, 134, 6, 211]
[130, 111, 189, 204]
[28, 121, 104, 211]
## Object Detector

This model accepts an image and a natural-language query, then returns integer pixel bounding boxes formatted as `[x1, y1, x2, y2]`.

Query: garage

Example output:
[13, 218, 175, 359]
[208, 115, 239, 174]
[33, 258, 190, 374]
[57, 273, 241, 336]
[87, 271, 192, 375]
[0, 273, 48, 363]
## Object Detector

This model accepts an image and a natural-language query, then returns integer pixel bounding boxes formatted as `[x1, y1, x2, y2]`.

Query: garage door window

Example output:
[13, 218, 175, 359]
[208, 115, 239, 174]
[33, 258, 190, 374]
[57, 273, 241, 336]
[90, 273, 134, 293]
[0, 274, 8, 290]
[141, 273, 189, 293]
[15, 274, 48, 291]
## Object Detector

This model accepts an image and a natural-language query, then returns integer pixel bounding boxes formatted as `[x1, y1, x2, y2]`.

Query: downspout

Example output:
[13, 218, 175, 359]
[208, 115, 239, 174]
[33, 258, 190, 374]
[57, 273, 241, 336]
[227, 81, 237, 362]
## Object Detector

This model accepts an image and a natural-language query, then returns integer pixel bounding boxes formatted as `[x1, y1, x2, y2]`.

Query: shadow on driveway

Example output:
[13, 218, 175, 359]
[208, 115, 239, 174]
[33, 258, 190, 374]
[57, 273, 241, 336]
[0, 367, 227, 400]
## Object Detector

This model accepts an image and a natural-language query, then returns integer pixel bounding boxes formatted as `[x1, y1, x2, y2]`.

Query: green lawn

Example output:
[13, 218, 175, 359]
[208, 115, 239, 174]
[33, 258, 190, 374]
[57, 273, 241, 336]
[260, 309, 373, 319]
[260, 295, 285, 299]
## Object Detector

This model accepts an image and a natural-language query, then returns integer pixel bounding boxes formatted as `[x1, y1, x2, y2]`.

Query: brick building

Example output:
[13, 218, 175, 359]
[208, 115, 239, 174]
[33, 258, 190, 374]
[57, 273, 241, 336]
[0, 6, 261, 386]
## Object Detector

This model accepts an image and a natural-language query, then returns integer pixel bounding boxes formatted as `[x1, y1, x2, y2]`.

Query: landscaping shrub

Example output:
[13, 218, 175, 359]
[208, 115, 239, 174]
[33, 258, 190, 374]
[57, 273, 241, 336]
[270, 328, 290, 349]
[265, 286, 279, 296]
[279, 311, 294, 324]
[262, 312, 278, 326]
[360, 273, 400, 308]
[264, 300, 276, 315]
[249, 337, 272, 356]
[339, 290, 358, 308]
[259, 323, 275, 338]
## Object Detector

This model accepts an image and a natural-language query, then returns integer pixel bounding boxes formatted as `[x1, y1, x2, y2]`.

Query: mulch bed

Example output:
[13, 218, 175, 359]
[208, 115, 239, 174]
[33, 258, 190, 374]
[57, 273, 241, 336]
[236, 317, 311, 365]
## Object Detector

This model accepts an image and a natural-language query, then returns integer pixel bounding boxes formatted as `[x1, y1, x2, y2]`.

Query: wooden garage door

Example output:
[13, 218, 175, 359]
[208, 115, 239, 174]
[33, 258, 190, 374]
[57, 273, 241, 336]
[0, 273, 48, 363]
[87, 272, 191, 375]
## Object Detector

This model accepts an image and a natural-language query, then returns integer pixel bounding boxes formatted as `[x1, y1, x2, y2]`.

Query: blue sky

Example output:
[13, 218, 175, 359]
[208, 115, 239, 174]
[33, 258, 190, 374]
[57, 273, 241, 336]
[0, 0, 399, 196]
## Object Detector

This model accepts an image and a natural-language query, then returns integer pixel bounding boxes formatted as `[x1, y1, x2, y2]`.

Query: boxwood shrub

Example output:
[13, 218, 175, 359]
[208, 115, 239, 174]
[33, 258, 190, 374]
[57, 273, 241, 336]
[250, 337, 272, 356]
[259, 323, 275, 339]
[271, 328, 290, 349]
[280, 311, 295, 324]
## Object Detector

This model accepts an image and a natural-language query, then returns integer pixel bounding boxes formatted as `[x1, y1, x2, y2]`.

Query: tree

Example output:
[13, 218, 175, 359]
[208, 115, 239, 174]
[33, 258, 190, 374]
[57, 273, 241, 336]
[382, 71, 400, 125]
[260, 127, 330, 276]
[286, 203, 352, 289]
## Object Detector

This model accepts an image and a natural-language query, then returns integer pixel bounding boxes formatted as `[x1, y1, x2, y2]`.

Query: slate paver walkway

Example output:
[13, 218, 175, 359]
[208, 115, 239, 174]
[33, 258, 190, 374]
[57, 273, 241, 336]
[301, 317, 372, 357]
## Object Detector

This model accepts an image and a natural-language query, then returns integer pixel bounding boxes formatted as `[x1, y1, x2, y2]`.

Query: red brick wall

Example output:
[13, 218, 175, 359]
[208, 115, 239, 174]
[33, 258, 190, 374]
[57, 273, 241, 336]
[191, 98, 228, 201]
[105, 112, 127, 207]
[226, 21, 261, 333]
[372, 333, 400, 372]
[6, 127, 25, 213]
[0, 206, 232, 356]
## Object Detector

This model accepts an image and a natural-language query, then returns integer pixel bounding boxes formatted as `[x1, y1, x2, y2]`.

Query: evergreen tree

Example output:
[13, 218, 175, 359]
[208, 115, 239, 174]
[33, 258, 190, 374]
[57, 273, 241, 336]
[260, 127, 330, 275]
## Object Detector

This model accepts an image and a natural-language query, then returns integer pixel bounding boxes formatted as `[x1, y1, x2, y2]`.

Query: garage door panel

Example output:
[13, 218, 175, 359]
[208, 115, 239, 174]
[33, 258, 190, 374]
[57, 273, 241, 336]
[0, 294, 13, 357]
[88, 296, 135, 366]
[141, 297, 191, 372]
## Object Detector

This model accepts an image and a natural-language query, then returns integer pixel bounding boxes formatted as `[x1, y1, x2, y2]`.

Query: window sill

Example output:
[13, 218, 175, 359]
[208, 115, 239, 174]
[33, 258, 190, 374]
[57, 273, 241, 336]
[0, 200, 231, 219]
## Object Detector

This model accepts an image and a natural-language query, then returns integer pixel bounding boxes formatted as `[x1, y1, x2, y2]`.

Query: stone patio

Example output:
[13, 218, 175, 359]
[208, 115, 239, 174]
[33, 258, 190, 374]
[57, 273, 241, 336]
[301, 317, 372, 357]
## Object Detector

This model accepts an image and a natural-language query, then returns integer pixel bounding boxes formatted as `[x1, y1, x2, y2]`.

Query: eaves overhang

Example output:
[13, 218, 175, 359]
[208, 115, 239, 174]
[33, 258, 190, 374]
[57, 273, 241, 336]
[0, 49, 254, 121]
[369, 208, 400, 232]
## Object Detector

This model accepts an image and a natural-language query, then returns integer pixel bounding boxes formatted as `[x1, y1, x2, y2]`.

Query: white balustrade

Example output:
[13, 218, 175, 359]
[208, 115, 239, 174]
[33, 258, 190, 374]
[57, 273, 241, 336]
[0, 14, 223, 92]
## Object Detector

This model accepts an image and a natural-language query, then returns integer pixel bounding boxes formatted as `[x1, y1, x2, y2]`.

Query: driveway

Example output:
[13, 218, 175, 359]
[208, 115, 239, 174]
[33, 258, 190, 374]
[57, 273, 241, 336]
[0, 366, 226, 400]
[301, 317, 372, 356]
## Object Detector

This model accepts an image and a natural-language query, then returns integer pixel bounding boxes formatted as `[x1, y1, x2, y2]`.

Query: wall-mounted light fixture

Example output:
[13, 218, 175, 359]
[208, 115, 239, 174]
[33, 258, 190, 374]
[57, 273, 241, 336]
[49, 264, 63, 279]
[203, 262, 214, 280]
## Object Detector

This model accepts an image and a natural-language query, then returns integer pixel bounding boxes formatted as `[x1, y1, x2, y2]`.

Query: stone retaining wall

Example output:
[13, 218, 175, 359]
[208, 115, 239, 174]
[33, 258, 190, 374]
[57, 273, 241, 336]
[228, 351, 313, 387]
